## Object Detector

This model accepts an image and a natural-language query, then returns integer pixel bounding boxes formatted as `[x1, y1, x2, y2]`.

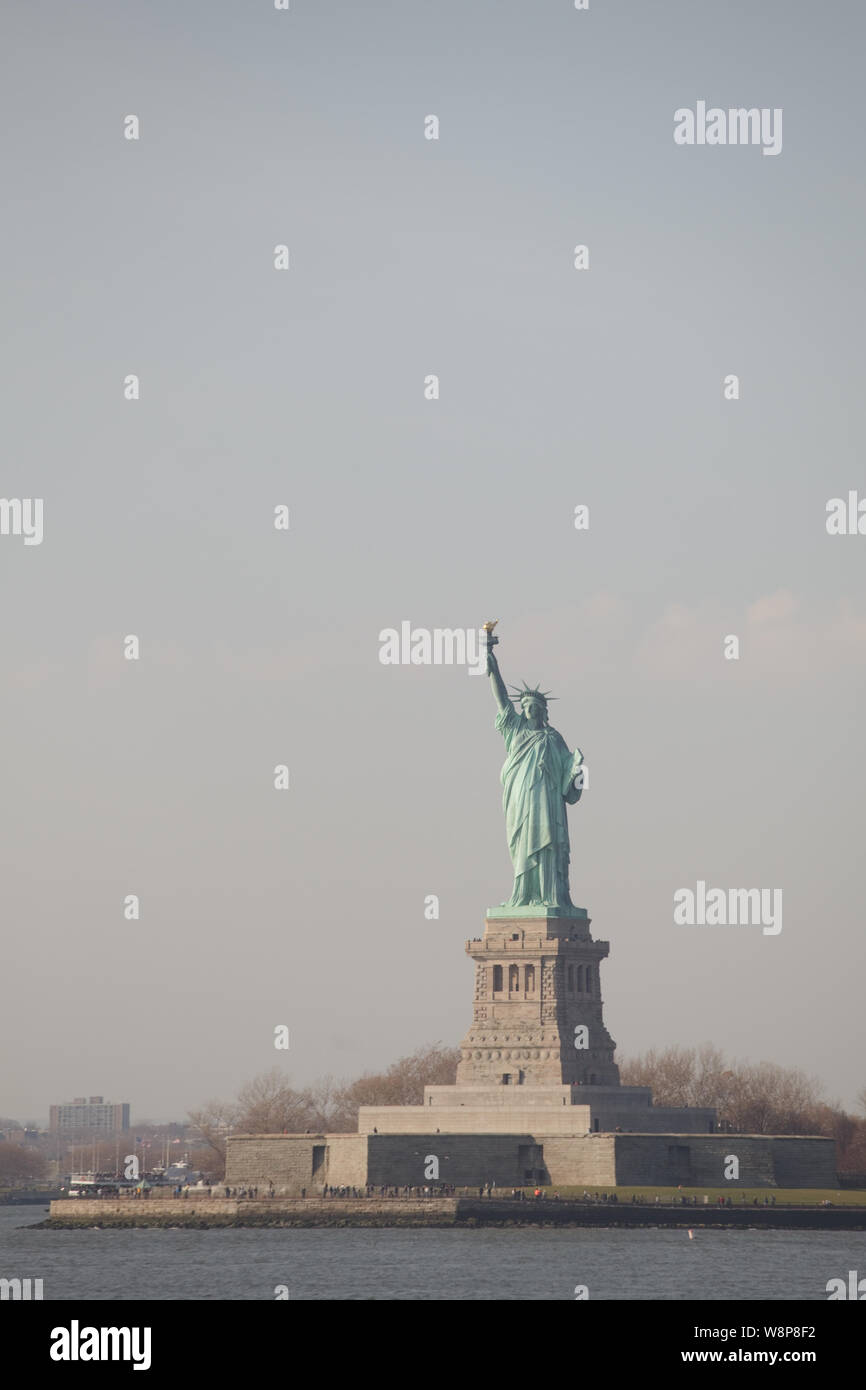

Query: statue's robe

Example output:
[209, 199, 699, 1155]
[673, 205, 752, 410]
[495, 703, 583, 908]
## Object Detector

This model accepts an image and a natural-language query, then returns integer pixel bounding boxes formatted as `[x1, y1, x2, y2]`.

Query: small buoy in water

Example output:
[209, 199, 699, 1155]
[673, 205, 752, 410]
[688, 1229, 694, 1239]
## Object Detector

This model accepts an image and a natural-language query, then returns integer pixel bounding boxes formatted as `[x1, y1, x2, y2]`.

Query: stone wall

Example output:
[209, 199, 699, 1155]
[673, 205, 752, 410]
[541, 1135, 618, 1185]
[630, 1107, 717, 1135]
[484, 1133, 780, 1188]
[324, 1135, 370, 1189]
[48, 1197, 861, 1232]
[424, 1084, 578, 1110]
[358, 1105, 593, 1135]
[48, 1197, 459, 1225]
[359, 1101, 715, 1136]
[615, 1135, 773, 1187]
[366, 1134, 534, 1188]
[225, 1130, 837, 1192]
[772, 1136, 838, 1188]
[225, 1135, 325, 1193]
[225, 1134, 371, 1195]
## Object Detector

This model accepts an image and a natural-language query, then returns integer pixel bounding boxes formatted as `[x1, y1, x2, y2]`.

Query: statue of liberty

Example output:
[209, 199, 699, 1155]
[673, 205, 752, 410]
[484, 623, 585, 911]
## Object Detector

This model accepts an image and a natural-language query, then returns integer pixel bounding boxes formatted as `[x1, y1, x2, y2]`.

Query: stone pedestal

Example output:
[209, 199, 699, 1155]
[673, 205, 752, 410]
[455, 909, 620, 1089]
[223, 896, 841, 1190]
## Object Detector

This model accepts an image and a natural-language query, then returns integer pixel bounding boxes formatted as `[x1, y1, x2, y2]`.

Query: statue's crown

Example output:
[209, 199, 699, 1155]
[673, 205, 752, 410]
[510, 683, 555, 704]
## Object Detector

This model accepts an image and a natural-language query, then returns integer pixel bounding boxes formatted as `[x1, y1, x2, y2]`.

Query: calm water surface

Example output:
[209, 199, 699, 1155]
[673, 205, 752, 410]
[1, 1208, 863, 1300]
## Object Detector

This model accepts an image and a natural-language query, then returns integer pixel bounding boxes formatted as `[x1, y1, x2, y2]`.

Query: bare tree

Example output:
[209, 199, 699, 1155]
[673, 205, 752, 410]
[187, 1098, 239, 1174]
[620, 1045, 696, 1107]
[620, 1043, 826, 1134]
[0, 1143, 48, 1184]
[304, 1075, 353, 1133]
[234, 1070, 320, 1134]
[191, 1043, 463, 1150]
[333, 1042, 460, 1124]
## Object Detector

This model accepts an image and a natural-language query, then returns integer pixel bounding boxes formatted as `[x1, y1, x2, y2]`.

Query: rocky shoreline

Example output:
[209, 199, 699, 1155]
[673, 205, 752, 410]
[38, 1197, 866, 1231]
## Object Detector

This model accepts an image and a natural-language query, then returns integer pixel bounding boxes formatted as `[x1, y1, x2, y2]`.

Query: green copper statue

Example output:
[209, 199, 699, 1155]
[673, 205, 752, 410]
[484, 622, 585, 911]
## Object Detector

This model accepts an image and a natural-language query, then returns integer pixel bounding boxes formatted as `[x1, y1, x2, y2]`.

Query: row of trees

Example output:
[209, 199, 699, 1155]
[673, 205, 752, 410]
[189, 1041, 866, 1178]
[189, 1043, 460, 1171]
[619, 1044, 866, 1171]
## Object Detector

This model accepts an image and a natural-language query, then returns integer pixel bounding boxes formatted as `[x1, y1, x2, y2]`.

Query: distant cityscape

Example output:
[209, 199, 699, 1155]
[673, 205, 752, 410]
[0, 1094, 218, 1188]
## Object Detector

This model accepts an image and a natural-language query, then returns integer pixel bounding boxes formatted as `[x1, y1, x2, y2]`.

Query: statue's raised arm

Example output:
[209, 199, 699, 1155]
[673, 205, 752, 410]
[484, 623, 510, 714]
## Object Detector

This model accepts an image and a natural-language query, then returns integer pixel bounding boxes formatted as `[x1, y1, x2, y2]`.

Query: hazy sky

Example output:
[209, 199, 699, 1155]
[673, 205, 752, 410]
[2, 0, 864, 1124]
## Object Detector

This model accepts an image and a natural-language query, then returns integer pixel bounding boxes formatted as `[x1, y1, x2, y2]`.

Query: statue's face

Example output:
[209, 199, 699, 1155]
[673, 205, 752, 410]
[521, 696, 545, 726]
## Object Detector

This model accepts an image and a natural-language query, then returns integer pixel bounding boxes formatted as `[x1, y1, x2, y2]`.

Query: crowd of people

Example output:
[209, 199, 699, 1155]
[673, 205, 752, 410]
[323, 1184, 457, 1198]
[81, 1183, 816, 1206]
